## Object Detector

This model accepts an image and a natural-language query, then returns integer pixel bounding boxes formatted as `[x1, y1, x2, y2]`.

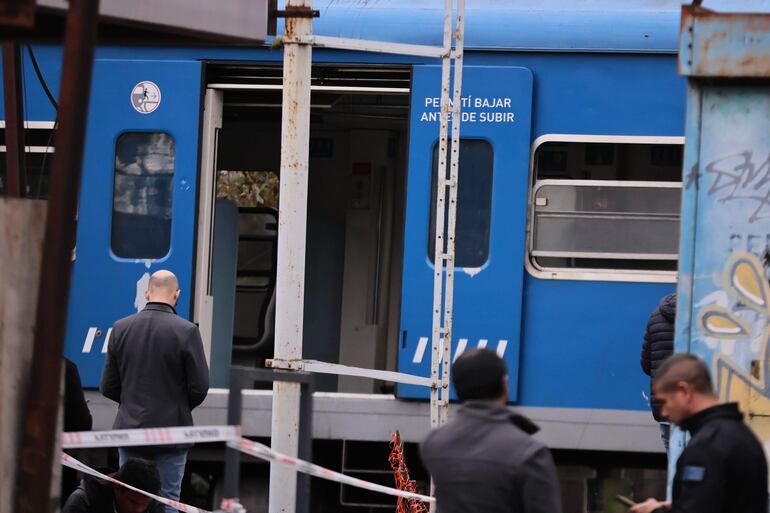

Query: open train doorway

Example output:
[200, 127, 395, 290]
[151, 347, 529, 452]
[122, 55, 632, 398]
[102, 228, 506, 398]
[195, 64, 410, 392]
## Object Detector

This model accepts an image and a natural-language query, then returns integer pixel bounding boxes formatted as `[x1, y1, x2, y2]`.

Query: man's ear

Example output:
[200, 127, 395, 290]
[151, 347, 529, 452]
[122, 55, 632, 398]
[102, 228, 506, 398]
[144, 289, 150, 301]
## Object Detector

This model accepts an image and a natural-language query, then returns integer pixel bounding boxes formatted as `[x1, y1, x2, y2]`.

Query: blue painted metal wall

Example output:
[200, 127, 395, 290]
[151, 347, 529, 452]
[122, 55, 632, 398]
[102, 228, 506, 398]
[673, 4, 770, 485]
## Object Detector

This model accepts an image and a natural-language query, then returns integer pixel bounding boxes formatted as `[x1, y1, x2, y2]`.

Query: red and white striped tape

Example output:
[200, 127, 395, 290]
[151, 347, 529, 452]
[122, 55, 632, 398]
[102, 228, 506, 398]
[232, 438, 435, 504]
[61, 453, 210, 513]
[62, 425, 435, 504]
[62, 425, 239, 449]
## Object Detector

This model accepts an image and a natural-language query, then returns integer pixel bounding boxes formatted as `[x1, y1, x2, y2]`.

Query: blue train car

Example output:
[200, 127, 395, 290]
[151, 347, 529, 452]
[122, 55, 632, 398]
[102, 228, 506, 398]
[5, 1, 765, 509]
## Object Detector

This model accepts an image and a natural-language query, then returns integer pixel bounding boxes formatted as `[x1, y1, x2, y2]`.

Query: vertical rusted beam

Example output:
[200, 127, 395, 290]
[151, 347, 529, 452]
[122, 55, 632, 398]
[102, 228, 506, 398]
[2, 43, 26, 198]
[14, 0, 99, 512]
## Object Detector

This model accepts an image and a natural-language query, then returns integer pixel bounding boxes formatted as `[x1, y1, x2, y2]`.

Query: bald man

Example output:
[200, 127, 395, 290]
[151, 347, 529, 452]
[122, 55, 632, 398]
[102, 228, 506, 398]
[630, 354, 767, 513]
[101, 270, 209, 513]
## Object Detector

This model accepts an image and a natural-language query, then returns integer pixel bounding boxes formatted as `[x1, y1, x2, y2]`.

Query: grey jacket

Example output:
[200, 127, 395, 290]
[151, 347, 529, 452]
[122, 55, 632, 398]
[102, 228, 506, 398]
[420, 401, 562, 513]
[100, 302, 209, 430]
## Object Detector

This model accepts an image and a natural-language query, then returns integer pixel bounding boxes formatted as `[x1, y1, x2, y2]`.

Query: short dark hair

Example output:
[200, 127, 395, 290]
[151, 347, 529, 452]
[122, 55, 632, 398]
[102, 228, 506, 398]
[452, 349, 507, 401]
[653, 354, 714, 395]
[114, 458, 161, 494]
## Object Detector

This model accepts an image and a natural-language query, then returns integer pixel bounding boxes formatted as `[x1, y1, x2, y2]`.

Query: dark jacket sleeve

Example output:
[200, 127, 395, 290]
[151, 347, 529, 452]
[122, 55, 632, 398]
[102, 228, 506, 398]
[521, 447, 563, 513]
[100, 331, 122, 403]
[184, 325, 210, 409]
[61, 489, 90, 513]
[64, 358, 92, 431]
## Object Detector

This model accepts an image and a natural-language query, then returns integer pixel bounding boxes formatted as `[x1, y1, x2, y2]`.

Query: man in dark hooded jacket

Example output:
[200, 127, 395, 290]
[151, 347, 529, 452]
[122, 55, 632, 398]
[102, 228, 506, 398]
[420, 349, 562, 513]
[641, 292, 676, 450]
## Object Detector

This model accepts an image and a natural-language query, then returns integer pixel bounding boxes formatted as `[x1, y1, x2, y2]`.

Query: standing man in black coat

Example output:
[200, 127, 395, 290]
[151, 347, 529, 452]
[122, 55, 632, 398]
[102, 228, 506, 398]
[641, 292, 676, 450]
[101, 270, 209, 513]
[630, 354, 768, 513]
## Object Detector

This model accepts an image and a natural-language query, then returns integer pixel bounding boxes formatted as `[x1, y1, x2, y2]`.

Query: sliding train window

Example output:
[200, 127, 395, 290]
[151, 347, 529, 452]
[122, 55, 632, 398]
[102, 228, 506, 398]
[111, 132, 175, 259]
[428, 139, 493, 268]
[529, 137, 683, 280]
[0, 122, 56, 198]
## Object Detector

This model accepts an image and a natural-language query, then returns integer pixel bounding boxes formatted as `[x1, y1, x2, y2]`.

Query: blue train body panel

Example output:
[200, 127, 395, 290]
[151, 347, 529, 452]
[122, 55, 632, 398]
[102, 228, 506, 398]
[63, 60, 202, 386]
[0, 2, 698, 416]
[397, 65, 533, 400]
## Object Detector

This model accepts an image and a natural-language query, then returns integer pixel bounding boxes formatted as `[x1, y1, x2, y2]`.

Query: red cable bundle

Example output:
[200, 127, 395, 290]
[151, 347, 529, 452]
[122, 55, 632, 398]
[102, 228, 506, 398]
[388, 431, 429, 513]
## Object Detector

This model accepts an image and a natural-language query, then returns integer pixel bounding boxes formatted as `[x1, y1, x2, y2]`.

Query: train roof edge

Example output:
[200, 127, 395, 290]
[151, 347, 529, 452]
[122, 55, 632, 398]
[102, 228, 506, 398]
[271, 0, 770, 54]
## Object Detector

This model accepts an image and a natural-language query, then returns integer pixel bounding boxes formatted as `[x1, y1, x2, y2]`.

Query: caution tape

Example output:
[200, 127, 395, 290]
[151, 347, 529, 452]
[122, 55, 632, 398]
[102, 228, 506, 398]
[61, 453, 211, 513]
[62, 426, 435, 504]
[231, 437, 435, 504]
[62, 425, 239, 449]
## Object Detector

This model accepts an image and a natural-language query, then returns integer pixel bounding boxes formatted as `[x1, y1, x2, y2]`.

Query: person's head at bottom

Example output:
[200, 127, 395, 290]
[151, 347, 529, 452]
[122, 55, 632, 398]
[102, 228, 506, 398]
[652, 353, 718, 427]
[113, 458, 161, 513]
[453, 348, 509, 404]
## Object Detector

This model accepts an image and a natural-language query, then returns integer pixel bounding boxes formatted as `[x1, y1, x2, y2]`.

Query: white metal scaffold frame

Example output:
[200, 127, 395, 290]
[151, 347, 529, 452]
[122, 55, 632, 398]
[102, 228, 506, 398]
[269, 1, 465, 511]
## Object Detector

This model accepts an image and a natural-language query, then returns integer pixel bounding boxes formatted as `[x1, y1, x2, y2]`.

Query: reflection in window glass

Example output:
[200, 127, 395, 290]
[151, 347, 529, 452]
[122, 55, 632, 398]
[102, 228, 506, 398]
[531, 140, 683, 273]
[111, 133, 175, 259]
[429, 139, 494, 268]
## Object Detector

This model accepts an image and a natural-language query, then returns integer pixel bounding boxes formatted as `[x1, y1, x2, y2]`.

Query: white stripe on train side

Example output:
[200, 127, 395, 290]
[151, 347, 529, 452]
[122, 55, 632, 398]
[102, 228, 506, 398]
[412, 337, 509, 364]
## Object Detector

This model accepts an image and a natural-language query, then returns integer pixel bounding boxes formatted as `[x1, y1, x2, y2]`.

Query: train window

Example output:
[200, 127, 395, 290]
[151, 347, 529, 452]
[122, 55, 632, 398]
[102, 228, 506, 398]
[428, 139, 493, 268]
[0, 124, 56, 198]
[529, 137, 683, 279]
[111, 132, 175, 259]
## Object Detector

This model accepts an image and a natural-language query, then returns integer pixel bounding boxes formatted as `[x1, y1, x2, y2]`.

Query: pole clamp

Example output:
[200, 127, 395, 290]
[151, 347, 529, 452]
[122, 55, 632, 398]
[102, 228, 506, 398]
[266, 358, 305, 371]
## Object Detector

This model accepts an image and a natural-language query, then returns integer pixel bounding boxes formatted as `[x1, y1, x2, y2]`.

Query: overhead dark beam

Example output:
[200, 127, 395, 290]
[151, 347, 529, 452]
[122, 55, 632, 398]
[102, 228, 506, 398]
[2, 43, 26, 198]
[14, 0, 99, 511]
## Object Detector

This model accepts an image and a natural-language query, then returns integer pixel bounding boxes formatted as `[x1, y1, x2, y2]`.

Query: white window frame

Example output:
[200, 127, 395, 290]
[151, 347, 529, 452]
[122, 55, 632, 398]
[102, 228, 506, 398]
[525, 134, 684, 284]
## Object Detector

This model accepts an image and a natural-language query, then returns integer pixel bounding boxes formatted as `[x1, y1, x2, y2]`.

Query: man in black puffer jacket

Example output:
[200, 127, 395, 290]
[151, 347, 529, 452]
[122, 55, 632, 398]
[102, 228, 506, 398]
[640, 292, 676, 450]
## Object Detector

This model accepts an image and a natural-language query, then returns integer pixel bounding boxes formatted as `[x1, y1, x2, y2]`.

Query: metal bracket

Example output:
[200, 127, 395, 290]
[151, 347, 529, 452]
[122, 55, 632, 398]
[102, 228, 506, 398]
[275, 6, 320, 18]
[266, 358, 305, 371]
[267, 1, 320, 36]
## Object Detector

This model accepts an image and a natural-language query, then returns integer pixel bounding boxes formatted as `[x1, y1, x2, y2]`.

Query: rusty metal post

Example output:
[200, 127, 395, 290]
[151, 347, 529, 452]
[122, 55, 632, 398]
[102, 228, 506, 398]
[2, 42, 26, 198]
[269, 1, 313, 512]
[14, 1, 100, 512]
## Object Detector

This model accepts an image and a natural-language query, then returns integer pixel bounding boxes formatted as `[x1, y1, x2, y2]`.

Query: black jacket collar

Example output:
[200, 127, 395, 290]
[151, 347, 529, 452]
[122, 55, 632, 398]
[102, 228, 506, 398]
[681, 402, 743, 435]
[459, 401, 540, 435]
[143, 302, 177, 315]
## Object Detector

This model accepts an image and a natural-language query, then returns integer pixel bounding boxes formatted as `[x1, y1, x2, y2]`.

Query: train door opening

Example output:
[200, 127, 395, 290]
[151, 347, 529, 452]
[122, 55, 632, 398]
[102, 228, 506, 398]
[196, 65, 410, 392]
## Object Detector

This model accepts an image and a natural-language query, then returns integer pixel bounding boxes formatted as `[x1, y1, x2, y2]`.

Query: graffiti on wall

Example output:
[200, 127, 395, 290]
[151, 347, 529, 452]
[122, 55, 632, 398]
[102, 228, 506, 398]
[696, 252, 770, 444]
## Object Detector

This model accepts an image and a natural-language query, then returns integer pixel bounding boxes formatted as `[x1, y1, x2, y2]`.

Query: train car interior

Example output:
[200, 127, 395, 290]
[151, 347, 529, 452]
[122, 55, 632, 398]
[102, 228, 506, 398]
[201, 64, 410, 392]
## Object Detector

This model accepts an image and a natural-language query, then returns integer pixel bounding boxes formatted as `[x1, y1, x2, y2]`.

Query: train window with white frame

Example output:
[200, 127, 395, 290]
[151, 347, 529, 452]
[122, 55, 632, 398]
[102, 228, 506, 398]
[529, 137, 683, 277]
[0, 123, 56, 198]
[428, 139, 493, 268]
[111, 132, 175, 259]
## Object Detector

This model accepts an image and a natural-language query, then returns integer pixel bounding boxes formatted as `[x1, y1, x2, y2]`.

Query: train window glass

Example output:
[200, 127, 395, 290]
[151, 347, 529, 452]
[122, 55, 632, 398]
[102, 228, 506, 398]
[111, 132, 175, 259]
[428, 139, 493, 268]
[530, 139, 683, 275]
[0, 125, 56, 198]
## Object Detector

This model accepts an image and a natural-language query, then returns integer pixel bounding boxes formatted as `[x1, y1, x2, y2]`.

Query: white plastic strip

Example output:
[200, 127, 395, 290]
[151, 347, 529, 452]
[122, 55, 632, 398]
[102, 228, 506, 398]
[62, 453, 211, 513]
[62, 425, 239, 449]
[232, 437, 435, 504]
[302, 360, 432, 387]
